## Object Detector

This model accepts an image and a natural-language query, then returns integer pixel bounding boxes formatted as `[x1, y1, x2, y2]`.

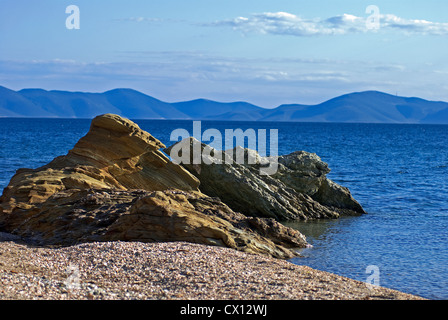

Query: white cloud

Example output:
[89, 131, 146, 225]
[381, 14, 448, 35]
[0, 51, 445, 107]
[208, 12, 448, 36]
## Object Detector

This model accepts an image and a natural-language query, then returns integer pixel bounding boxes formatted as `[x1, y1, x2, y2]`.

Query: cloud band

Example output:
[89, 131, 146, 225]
[207, 11, 448, 36]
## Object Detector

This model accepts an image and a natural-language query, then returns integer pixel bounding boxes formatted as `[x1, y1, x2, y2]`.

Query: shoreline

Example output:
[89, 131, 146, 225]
[0, 238, 425, 300]
[0, 115, 429, 301]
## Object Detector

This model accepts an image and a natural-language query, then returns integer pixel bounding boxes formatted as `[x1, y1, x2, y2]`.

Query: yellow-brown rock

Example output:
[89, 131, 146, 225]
[0, 114, 308, 259]
[0, 187, 306, 259]
[0, 114, 199, 214]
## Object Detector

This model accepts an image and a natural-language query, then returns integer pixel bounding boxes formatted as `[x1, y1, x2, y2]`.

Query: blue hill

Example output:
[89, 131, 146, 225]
[1, 86, 448, 124]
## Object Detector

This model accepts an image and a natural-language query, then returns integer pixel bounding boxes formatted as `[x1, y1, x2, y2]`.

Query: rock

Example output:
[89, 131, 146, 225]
[311, 178, 365, 215]
[106, 190, 306, 258]
[0, 188, 306, 259]
[0, 114, 200, 214]
[274, 151, 365, 215]
[0, 232, 22, 242]
[274, 150, 330, 195]
[165, 137, 365, 220]
[0, 114, 308, 259]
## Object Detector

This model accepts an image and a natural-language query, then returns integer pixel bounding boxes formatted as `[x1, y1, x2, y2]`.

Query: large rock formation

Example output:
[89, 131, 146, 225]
[0, 114, 308, 259]
[0, 114, 199, 214]
[0, 188, 306, 259]
[165, 138, 365, 221]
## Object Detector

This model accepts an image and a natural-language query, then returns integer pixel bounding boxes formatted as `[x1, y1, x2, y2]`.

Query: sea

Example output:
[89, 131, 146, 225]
[0, 118, 447, 300]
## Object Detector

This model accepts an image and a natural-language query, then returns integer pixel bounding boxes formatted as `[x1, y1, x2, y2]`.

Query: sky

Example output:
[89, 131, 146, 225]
[1, 0, 448, 108]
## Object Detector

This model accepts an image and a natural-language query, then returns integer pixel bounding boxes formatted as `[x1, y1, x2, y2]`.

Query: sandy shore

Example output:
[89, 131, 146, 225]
[0, 237, 424, 301]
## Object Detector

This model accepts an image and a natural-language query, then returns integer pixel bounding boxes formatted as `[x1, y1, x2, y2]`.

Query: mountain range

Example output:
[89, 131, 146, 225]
[1, 85, 448, 124]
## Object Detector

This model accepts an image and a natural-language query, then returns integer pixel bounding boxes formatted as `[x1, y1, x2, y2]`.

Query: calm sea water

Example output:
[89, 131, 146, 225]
[0, 118, 447, 299]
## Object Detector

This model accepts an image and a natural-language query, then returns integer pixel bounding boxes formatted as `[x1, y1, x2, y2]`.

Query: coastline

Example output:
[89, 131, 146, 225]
[0, 238, 424, 300]
[0, 115, 433, 301]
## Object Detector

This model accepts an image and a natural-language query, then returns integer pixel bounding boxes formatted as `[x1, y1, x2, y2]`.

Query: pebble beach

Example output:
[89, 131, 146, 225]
[0, 236, 424, 300]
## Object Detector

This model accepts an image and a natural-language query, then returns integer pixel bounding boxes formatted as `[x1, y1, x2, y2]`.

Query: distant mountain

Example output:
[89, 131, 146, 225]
[17, 88, 190, 120]
[172, 99, 266, 121]
[0, 86, 54, 117]
[262, 91, 448, 124]
[1, 85, 448, 124]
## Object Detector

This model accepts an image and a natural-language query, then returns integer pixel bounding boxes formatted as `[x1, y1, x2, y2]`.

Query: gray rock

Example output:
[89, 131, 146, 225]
[165, 137, 365, 221]
[0, 232, 22, 242]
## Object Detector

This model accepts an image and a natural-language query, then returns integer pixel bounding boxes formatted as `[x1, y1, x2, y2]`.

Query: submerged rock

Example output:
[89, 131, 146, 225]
[165, 137, 365, 221]
[0, 114, 308, 259]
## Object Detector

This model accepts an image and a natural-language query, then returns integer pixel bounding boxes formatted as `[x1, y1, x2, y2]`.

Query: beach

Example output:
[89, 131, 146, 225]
[0, 239, 424, 300]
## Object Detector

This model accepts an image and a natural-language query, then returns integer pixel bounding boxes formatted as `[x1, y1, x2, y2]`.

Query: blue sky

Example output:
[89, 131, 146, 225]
[1, 0, 448, 107]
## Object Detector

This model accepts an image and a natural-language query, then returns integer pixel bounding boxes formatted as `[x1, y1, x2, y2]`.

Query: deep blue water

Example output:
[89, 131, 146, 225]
[0, 118, 447, 300]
